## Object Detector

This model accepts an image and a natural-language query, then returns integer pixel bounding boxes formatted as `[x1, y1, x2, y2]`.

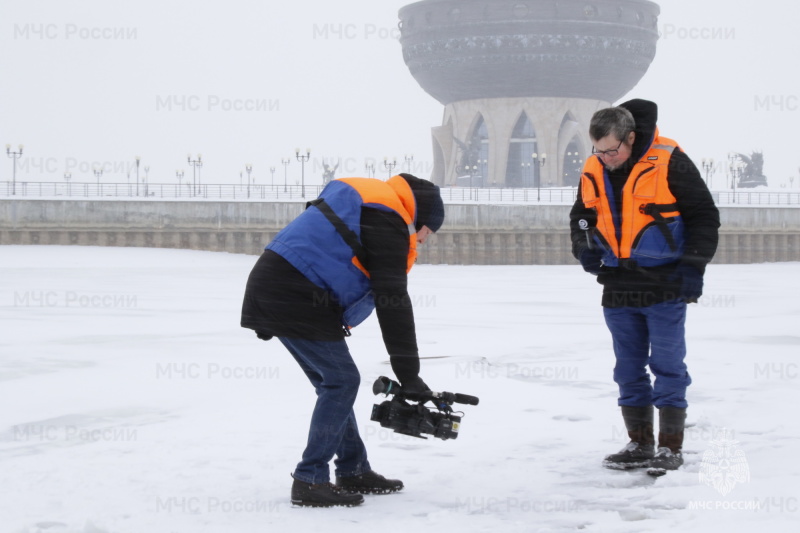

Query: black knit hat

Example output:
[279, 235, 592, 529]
[399, 173, 445, 232]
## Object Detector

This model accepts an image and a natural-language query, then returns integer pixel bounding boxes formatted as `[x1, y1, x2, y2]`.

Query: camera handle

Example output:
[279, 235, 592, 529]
[372, 376, 480, 408]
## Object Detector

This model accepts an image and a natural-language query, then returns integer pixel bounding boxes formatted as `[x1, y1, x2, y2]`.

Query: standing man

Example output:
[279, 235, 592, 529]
[570, 99, 720, 471]
[242, 173, 444, 506]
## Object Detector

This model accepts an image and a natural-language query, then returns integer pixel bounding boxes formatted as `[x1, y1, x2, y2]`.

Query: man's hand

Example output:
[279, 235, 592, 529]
[579, 247, 604, 275]
[676, 263, 704, 303]
[400, 376, 430, 395]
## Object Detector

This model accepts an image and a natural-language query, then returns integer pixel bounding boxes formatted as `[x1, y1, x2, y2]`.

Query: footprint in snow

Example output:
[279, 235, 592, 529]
[552, 414, 591, 422]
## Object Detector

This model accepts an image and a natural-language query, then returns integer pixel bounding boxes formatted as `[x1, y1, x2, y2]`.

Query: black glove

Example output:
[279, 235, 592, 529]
[400, 376, 430, 396]
[676, 264, 703, 303]
[579, 247, 604, 275]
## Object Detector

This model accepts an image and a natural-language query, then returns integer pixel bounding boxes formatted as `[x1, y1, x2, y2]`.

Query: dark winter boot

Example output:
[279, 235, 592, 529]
[649, 407, 686, 471]
[336, 471, 404, 495]
[603, 405, 655, 470]
[291, 476, 364, 507]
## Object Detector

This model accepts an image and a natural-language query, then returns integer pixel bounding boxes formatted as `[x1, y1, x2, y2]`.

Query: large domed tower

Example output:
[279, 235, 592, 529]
[398, 0, 660, 188]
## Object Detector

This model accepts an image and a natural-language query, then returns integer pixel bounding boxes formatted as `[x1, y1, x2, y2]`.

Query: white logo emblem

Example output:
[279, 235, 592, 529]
[699, 429, 750, 496]
[578, 219, 590, 231]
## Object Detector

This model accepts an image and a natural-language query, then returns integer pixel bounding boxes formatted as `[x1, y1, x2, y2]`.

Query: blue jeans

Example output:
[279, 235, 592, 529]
[278, 337, 371, 484]
[603, 299, 691, 409]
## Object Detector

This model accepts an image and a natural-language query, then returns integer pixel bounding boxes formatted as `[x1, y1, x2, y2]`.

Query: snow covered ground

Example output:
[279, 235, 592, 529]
[1, 245, 798, 533]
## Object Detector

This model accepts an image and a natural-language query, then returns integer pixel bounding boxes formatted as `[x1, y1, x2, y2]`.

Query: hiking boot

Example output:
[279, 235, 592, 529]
[649, 446, 684, 470]
[291, 477, 364, 507]
[335, 471, 404, 495]
[603, 441, 655, 470]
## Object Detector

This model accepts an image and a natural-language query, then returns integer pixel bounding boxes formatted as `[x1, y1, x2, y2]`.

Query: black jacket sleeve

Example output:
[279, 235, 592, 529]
[667, 150, 721, 273]
[359, 208, 420, 383]
[569, 185, 595, 260]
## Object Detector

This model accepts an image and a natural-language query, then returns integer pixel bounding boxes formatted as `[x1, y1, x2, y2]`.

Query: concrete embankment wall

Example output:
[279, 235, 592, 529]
[1, 199, 799, 264]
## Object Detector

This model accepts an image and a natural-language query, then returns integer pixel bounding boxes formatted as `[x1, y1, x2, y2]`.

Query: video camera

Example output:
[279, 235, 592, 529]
[370, 376, 479, 440]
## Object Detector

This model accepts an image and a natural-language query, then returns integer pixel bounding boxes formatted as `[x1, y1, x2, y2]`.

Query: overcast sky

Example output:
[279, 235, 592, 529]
[1, 0, 798, 189]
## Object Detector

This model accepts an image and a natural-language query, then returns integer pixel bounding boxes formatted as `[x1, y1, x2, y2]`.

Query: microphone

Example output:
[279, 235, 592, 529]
[578, 218, 594, 250]
[372, 376, 480, 406]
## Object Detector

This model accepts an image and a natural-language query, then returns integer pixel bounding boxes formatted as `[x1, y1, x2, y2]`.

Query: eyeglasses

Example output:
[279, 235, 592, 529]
[591, 139, 624, 157]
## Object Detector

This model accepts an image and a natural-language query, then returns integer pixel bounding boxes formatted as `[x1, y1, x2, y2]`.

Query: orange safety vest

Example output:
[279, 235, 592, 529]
[267, 174, 418, 329]
[338, 175, 418, 275]
[580, 131, 685, 268]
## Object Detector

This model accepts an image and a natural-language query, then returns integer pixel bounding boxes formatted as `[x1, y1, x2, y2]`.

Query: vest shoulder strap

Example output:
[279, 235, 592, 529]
[306, 198, 368, 266]
[639, 202, 680, 253]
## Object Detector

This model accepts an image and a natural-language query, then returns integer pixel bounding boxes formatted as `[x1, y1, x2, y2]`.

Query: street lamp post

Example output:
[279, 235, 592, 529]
[728, 153, 740, 204]
[64, 172, 72, 196]
[281, 158, 290, 193]
[404, 154, 414, 173]
[246, 164, 253, 198]
[701, 158, 714, 188]
[471, 165, 478, 200]
[270, 166, 275, 188]
[176, 170, 184, 197]
[144, 165, 150, 197]
[6, 144, 23, 195]
[532, 152, 546, 202]
[93, 166, 103, 192]
[383, 156, 397, 180]
[188, 154, 202, 196]
[295, 148, 310, 198]
[365, 162, 375, 179]
[135, 156, 141, 197]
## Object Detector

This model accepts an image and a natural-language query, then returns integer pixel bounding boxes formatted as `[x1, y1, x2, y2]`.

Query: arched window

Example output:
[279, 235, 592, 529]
[461, 115, 489, 187]
[562, 137, 584, 187]
[505, 113, 538, 188]
[558, 113, 584, 187]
